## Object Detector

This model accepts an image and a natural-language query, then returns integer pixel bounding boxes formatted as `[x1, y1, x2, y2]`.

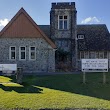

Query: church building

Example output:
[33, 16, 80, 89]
[0, 2, 110, 73]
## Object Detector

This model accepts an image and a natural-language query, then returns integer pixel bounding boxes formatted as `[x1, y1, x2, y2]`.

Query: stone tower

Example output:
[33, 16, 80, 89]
[50, 2, 77, 71]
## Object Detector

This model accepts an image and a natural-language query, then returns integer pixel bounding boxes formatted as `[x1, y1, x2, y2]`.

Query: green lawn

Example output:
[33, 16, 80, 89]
[0, 73, 110, 109]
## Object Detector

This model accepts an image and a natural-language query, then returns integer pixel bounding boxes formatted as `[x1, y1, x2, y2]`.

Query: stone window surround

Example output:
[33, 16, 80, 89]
[29, 46, 36, 60]
[58, 15, 69, 30]
[19, 46, 26, 60]
[9, 46, 16, 60]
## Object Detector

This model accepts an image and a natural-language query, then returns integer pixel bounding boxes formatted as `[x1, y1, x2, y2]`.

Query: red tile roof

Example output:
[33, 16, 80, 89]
[0, 8, 56, 49]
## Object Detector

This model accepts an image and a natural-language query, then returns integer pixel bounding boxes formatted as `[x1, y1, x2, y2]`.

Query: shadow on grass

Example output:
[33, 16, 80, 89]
[0, 84, 43, 93]
[0, 76, 43, 93]
[1, 73, 110, 100]
[34, 73, 110, 100]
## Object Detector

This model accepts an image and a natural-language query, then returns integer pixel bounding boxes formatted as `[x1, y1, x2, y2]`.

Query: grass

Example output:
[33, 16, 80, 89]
[0, 73, 110, 109]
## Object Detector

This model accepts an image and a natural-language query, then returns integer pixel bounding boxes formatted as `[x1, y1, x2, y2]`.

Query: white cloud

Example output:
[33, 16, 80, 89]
[0, 18, 9, 27]
[81, 17, 100, 24]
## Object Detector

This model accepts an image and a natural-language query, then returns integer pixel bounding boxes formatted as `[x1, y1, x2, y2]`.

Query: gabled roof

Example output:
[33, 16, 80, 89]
[77, 24, 110, 51]
[39, 24, 110, 51]
[39, 25, 50, 38]
[0, 8, 56, 49]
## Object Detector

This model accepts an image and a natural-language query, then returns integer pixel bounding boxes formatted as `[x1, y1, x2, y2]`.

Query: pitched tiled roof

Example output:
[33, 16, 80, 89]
[0, 8, 56, 49]
[77, 24, 110, 51]
[39, 25, 50, 38]
[39, 24, 110, 51]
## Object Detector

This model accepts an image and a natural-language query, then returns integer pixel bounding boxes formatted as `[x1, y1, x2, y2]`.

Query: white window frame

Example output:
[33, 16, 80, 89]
[29, 46, 36, 60]
[84, 52, 89, 59]
[89, 52, 96, 59]
[80, 51, 84, 59]
[77, 35, 84, 39]
[9, 46, 16, 60]
[95, 52, 99, 59]
[99, 52, 104, 59]
[58, 15, 68, 30]
[19, 46, 26, 60]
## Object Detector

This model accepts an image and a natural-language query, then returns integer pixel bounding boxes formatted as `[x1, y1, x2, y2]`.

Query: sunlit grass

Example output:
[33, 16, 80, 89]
[0, 73, 110, 109]
[0, 76, 12, 83]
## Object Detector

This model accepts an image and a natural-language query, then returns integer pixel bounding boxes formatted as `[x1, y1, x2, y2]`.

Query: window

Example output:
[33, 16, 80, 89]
[80, 52, 84, 59]
[84, 52, 89, 59]
[29, 47, 36, 60]
[95, 52, 99, 58]
[19, 47, 26, 60]
[104, 52, 107, 58]
[9, 46, 16, 60]
[58, 15, 68, 30]
[99, 52, 104, 58]
[89, 52, 95, 59]
[77, 35, 84, 39]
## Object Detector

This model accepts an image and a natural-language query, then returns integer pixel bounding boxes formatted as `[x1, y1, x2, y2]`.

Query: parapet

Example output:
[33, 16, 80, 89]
[51, 2, 75, 9]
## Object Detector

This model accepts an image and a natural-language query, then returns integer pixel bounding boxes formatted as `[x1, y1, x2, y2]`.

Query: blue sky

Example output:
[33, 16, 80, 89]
[0, 0, 110, 31]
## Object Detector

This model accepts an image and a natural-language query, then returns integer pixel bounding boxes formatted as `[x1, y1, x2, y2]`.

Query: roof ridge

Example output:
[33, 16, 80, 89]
[0, 7, 27, 34]
[38, 24, 50, 26]
[77, 24, 106, 26]
[0, 8, 56, 49]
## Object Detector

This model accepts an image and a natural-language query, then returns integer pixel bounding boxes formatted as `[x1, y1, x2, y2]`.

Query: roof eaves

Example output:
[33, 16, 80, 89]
[0, 8, 56, 49]
[21, 9, 56, 49]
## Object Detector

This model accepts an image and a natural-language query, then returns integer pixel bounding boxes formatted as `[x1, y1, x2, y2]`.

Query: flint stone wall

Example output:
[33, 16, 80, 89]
[0, 38, 55, 73]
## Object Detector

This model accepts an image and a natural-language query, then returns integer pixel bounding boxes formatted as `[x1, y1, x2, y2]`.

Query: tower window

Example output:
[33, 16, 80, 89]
[58, 15, 68, 30]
